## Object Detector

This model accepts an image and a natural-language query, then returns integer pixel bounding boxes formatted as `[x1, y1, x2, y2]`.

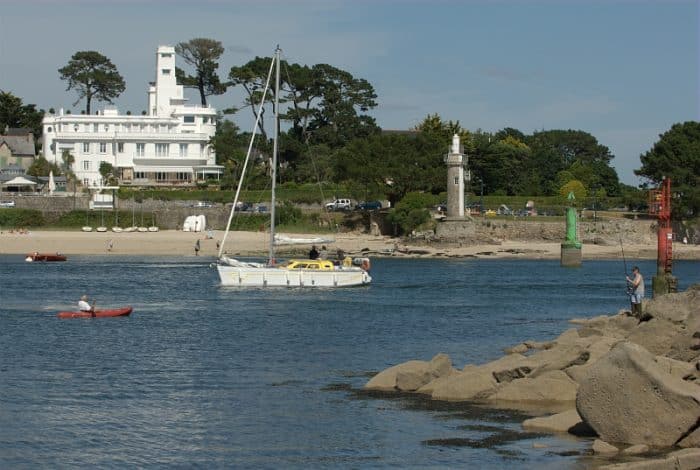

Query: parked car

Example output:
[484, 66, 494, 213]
[355, 200, 382, 211]
[255, 204, 268, 213]
[0, 200, 16, 208]
[235, 201, 252, 211]
[325, 198, 352, 211]
[192, 201, 213, 208]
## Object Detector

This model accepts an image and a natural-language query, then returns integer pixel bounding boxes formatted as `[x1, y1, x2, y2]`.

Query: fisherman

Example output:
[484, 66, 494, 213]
[78, 295, 94, 313]
[626, 266, 645, 318]
[309, 245, 319, 260]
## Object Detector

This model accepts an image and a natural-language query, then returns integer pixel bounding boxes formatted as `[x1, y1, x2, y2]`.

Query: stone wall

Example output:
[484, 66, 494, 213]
[435, 217, 658, 244]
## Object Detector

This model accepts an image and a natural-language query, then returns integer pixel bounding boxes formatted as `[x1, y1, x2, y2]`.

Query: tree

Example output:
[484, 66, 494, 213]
[333, 132, 444, 206]
[61, 150, 77, 193]
[230, 57, 380, 148]
[228, 56, 279, 140]
[559, 179, 587, 204]
[27, 155, 61, 177]
[637, 121, 700, 217]
[99, 161, 115, 184]
[0, 91, 44, 138]
[58, 51, 126, 114]
[175, 38, 226, 106]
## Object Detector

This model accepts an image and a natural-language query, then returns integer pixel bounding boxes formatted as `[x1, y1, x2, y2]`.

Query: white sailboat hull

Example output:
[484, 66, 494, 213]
[217, 264, 371, 287]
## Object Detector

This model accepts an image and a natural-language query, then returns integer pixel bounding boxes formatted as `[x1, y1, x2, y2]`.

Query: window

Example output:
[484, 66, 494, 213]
[83, 142, 90, 153]
[162, 69, 171, 75]
[161, 53, 172, 58]
[177, 172, 190, 181]
[99, 142, 107, 153]
[47, 127, 52, 133]
[117, 143, 124, 153]
[179, 143, 188, 157]
[82, 160, 90, 170]
[183, 115, 195, 124]
[93, 123, 98, 132]
[105, 124, 109, 132]
[454, 177, 459, 185]
[155, 143, 169, 157]
[156, 172, 167, 181]
[203, 117, 208, 124]
[135, 171, 147, 179]
[83, 178, 90, 187]
[136, 143, 145, 157]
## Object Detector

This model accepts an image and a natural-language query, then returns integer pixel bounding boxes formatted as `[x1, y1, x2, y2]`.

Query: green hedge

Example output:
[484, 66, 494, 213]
[54, 210, 155, 228]
[0, 209, 45, 227]
[117, 183, 354, 205]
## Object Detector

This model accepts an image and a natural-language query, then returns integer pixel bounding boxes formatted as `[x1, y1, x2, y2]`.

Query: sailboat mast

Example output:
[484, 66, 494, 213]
[268, 46, 281, 265]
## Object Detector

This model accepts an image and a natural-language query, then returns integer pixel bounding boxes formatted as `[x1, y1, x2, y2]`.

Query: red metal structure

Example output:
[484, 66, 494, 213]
[648, 177, 672, 275]
[648, 177, 677, 296]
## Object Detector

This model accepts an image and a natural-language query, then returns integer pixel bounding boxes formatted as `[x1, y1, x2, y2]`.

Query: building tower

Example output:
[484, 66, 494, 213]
[445, 134, 466, 218]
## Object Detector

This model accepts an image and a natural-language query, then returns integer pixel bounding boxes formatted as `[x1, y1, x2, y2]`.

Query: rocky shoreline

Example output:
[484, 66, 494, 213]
[364, 286, 700, 469]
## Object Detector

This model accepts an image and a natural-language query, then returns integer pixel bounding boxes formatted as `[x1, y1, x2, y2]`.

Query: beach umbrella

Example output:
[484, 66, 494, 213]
[48, 171, 56, 195]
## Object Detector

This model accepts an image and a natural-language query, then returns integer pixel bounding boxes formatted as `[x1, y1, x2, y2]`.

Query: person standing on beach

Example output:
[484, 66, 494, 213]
[107, 239, 113, 252]
[626, 266, 645, 318]
[195, 239, 201, 256]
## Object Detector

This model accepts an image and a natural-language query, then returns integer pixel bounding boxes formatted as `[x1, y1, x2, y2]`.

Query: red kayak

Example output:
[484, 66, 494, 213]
[57, 306, 133, 319]
[26, 253, 67, 262]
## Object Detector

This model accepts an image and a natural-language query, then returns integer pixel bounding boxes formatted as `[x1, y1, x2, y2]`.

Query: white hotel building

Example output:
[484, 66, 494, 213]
[43, 46, 223, 187]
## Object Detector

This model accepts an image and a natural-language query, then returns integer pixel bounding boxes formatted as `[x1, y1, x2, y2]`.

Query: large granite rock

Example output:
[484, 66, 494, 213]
[576, 341, 700, 446]
[625, 318, 686, 356]
[365, 353, 455, 392]
[599, 448, 700, 470]
[431, 368, 498, 401]
[644, 285, 700, 324]
[522, 408, 582, 433]
[488, 370, 578, 403]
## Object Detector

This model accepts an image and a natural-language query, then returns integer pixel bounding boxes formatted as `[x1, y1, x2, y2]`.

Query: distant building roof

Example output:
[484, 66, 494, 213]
[3, 127, 34, 136]
[0, 133, 36, 157]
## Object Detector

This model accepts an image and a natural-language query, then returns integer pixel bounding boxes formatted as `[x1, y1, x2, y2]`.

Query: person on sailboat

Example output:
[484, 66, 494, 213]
[78, 295, 94, 313]
[309, 245, 319, 260]
[319, 245, 328, 259]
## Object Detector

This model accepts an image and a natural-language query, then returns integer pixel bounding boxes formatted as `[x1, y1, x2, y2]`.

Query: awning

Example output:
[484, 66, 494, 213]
[3, 176, 37, 186]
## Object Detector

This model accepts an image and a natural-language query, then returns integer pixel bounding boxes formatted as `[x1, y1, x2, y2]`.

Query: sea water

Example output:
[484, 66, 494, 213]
[1, 255, 699, 468]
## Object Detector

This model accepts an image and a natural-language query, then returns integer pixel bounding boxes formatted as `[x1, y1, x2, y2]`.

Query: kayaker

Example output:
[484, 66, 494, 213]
[78, 295, 94, 313]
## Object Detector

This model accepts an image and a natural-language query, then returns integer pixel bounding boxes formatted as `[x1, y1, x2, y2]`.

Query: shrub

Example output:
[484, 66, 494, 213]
[0, 209, 44, 227]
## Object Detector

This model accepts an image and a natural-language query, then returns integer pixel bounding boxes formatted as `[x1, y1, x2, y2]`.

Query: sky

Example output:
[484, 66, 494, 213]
[1, 0, 698, 185]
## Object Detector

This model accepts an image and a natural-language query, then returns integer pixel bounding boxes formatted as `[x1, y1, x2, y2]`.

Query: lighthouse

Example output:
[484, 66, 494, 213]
[445, 134, 466, 218]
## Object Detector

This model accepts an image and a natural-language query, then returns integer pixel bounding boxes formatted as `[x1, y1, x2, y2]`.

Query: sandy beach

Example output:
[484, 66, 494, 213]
[2, 229, 700, 260]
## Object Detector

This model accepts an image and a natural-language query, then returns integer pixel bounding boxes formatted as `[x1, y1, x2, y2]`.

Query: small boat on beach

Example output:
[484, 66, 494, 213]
[26, 252, 67, 262]
[56, 306, 133, 319]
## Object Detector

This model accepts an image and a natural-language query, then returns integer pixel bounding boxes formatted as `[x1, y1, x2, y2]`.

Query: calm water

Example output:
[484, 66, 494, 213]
[1, 255, 699, 469]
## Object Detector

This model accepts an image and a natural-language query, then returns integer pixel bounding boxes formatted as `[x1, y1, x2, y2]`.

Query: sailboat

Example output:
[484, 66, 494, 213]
[215, 47, 371, 288]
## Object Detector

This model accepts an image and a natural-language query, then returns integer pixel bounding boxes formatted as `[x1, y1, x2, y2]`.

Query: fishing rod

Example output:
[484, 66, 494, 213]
[619, 234, 632, 295]
[619, 234, 628, 276]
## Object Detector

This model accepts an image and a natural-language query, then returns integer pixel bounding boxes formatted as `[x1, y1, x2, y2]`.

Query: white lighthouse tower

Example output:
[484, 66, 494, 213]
[445, 134, 467, 218]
